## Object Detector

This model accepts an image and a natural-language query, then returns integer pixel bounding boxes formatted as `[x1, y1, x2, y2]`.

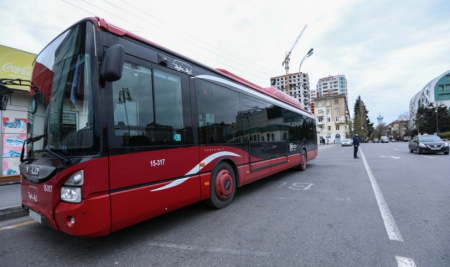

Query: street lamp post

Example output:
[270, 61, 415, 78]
[299, 48, 314, 74]
[435, 104, 440, 135]
[417, 115, 423, 136]
[298, 48, 313, 110]
[436, 103, 446, 135]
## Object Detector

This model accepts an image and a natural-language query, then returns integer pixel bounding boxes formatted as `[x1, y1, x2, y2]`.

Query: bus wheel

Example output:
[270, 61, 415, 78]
[207, 162, 236, 209]
[299, 149, 307, 171]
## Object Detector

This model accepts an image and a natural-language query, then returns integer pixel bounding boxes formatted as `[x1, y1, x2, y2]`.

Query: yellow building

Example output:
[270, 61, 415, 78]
[314, 94, 350, 144]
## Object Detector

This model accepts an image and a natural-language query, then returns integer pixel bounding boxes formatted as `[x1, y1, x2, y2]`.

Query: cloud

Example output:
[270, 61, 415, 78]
[1, 0, 448, 126]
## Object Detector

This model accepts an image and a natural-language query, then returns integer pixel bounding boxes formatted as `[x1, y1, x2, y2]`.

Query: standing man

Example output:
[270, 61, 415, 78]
[353, 133, 360, 158]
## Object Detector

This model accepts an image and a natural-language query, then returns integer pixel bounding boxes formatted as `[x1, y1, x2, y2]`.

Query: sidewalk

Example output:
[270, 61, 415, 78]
[0, 182, 27, 221]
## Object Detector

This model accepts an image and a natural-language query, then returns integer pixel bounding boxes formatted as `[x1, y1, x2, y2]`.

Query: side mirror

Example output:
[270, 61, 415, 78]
[100, 44, 125, 82]
[31, 92, 44, 114]
[0, 83, 14, 96]
[0, 95, 9, 110]
[0, 83, 14, 110]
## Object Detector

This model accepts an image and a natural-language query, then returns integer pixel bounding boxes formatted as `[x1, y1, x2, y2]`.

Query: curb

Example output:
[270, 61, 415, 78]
[0, 206, 28, 222]
[0, 181, 20, 186]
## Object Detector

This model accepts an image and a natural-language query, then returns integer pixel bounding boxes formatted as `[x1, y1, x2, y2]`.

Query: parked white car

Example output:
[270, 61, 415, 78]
[341, 139, 353, 146]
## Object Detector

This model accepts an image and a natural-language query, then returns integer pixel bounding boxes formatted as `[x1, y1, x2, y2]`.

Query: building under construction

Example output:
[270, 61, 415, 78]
[270, 72, 311, 111]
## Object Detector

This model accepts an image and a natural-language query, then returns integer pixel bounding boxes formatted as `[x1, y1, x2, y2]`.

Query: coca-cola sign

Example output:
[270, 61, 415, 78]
[0, 45, 36, 86]
[2, 63, 32, 76]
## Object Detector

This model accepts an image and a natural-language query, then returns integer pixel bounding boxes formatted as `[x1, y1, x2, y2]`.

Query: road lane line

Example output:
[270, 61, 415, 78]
[0, 220, 36, 232]
[360, 148, 404, 242]
[148, 242, 270, 256]
[420, 155, 433, 159]
[396, 256, 417, 267]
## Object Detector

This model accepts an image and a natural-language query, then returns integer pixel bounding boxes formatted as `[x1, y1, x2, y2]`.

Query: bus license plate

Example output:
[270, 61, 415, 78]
[29, 209, 42, 223]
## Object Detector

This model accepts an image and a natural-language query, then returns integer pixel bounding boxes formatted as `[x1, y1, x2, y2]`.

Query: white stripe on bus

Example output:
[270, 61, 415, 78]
[151, 151, 241, 192]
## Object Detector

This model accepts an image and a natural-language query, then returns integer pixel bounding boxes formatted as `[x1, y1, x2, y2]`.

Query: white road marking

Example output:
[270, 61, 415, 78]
[360, 148, 404, 242]
[288, 182, 314, 190]
[335, 198, 351, 201]
[420, 155, 433, 159]
[302, 183, 314, 190]
[394, 149, 399, 151]
[396, 256, 417, 267]
[380, 155, 401, 159]
[148, 242, 270, 256]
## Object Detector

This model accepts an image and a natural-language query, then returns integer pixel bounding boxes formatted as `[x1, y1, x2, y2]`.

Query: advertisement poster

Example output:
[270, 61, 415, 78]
[3, 117, 27, 133]
[3, 158, 20, 176]
[2, 134, 26, 158]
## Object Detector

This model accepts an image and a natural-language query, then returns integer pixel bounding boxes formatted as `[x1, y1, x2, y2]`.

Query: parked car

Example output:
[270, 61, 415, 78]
[381, 137, 389, 143]
[409, 135, 449, 155]
[341, 139, 353, 146]
[373, 138, 380, 143]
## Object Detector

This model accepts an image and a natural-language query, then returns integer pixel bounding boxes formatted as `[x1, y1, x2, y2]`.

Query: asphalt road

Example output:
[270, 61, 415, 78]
[1, 142, 449, 267]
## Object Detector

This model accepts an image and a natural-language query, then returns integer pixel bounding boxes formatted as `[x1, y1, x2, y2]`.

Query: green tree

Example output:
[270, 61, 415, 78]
[353, 96, 373, 141]
[415, 103, 450, 135]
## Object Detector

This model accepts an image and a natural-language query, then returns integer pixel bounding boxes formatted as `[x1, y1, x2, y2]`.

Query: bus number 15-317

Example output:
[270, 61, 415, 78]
[150, 159, 165, 167]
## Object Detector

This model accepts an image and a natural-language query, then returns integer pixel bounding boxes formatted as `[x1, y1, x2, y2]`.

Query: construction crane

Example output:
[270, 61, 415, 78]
[282, 25, 307, 95]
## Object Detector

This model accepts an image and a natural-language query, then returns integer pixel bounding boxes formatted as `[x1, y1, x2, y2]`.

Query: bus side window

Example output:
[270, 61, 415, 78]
[112, 62, 153, 146]
[241, 96, 268, 143]
[196, 80, 240, 144]
[153, 69, 192, 145]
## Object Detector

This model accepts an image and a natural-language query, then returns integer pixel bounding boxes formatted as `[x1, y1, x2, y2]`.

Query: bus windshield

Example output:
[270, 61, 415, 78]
[28, 21, 98, 158]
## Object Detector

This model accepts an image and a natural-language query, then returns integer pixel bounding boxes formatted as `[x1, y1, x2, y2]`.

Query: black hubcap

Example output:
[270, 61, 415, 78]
[225, 179, 230, 190]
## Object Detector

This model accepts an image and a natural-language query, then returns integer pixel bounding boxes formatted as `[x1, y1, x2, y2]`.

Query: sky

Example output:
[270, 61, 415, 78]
[1, 0, 449, 124]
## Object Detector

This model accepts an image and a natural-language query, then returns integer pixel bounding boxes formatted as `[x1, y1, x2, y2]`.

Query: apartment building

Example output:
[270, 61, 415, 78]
[270, 72, 311, 110]
[316, 75, 348, 99]
[386, 120, 407, 141]
[314, 94, 350, 144]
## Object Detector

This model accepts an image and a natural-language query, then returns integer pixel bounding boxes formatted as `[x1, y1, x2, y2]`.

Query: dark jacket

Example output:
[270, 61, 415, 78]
[353, 135, 360, 146]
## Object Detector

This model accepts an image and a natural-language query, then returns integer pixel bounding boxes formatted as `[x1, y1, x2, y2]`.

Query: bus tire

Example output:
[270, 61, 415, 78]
[298, 149, 307, 171]
[206, 162, 236, 209]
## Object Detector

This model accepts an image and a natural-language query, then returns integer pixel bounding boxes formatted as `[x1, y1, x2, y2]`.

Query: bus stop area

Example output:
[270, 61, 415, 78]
[0, 144, 339, 222]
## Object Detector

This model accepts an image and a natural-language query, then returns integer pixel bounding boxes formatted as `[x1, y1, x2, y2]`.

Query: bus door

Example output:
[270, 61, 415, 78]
[106, 53, 200, 232]
[264, 105, 290, 174]
[241, 96, 286, 183]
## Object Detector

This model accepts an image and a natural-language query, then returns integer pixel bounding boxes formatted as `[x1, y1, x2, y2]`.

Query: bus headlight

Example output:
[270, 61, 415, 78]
[61, 171, 84, 203]
[65, 171, 84, 186]
[61, 187, 82, 203]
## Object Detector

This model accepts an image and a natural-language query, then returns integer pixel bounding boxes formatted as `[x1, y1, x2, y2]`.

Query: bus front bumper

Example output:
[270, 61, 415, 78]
[54, 194, 111, 237]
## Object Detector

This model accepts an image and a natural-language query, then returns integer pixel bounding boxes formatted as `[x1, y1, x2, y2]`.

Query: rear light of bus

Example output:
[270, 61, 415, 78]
[61, 171, 84, 203]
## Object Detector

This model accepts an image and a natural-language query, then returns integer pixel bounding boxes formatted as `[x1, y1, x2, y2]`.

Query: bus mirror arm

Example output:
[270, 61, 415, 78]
[0, 79, 40, 111]
[101, 44, 125, 82]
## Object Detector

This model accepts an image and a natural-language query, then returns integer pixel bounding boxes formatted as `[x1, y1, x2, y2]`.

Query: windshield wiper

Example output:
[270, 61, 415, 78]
[45, 146, 72, 166]
[20, 134, 46, 163]
[21, 134, 72, 166]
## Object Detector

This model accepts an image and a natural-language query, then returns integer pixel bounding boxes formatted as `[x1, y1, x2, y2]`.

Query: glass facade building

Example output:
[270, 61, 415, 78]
[409, 70, 450, 123]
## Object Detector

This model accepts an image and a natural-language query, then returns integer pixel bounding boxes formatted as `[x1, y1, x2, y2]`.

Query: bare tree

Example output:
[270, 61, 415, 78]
[372, 124, 387, 139]
[398, 111, 411, 139]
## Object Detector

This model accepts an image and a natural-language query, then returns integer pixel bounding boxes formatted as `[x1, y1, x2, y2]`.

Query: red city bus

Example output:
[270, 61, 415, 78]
[17, 17, 317, 237]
